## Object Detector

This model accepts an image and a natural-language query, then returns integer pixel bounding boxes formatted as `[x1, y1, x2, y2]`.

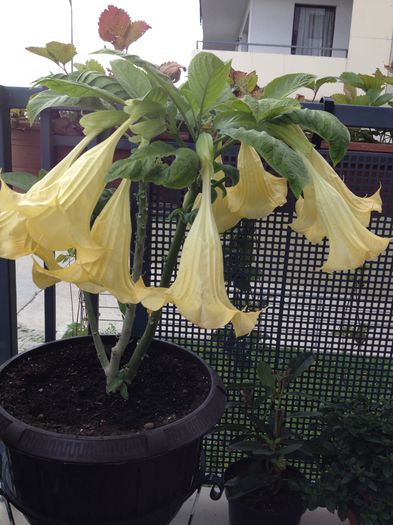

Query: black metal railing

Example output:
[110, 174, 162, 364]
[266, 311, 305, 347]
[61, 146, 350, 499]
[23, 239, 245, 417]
[196, 39, 349, 58]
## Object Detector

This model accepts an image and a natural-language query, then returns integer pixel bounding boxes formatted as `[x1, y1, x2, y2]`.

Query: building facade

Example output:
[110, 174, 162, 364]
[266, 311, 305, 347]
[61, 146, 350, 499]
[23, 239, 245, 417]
[198, 0, 393, 95]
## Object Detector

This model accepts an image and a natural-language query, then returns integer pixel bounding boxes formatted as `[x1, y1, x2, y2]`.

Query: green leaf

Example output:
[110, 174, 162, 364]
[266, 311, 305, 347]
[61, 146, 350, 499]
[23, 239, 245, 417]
[271, 108, 350, 165]
[110, 59, 151, 98]
[127, 56, 195, 136]
[74, 59, 106, 74]
[214, 110, 257, 132]
[228, 440, 274, 455]
[224, 127, 308, 197]
[1, 171, 40, 192]
[160, 148, 200, 189]
[256, 361, 276, 391]
[26, 90, 104, 123]
[26, 42, 77, 67]
[80, 110, 128, 135]
[119, 383, 129, 400]
[188, 52, 232, 117]
[280, 443, 304, 455]
[37, 76, 126, 106]
[263, 73, 316, 99]
[372, 93, 393, 106]
[243, 97, 301, 122]
[107, 143, 199, 189]
[214, 162, 239, 186]
[287, 352, 316, 381]
[46, 42, 77, 65]
[130, 118, 167, 140]
[106, 377, 124, 393]
[315, 76, 338, 92]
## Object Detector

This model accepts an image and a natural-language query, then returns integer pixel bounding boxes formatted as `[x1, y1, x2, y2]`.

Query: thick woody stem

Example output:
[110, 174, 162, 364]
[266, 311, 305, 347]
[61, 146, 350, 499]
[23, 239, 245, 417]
[84, 292, 109, 373]
[105, 181, 149, 385]
[122, 182, 200, 384]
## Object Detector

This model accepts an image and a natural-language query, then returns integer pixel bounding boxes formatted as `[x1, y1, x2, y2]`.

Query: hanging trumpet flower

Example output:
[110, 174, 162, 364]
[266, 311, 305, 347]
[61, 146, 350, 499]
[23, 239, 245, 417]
[291, 154, 391, 272]
[32, 179, 144, 304]
[227, 142, 287, 219]
[0, 119, 132, 254]
[141, 134, 262, 337]
[196, 144, 287, 234]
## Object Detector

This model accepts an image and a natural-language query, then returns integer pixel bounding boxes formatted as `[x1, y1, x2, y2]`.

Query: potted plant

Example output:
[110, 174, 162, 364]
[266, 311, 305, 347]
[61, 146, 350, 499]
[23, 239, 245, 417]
[221, 353, 317, 525]
[308, 397, 393, 525]
[0, 4, 390, 524]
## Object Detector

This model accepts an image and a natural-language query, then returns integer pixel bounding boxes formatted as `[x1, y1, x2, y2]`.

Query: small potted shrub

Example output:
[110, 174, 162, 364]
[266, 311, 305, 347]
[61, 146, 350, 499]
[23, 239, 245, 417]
[222, 353, 317, 525]
[308, 397, 393, 525]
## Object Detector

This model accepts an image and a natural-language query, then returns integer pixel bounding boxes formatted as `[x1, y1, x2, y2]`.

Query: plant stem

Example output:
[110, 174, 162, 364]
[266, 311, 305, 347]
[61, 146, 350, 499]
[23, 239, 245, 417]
[106, 181, 149, 385]
[84, 291, 109, 372]
[122, 182, 200, 384]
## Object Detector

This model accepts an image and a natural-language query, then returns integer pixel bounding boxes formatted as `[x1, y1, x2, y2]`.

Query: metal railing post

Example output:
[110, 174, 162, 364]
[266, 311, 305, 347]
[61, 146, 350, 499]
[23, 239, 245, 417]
[0, 86, 18, 360]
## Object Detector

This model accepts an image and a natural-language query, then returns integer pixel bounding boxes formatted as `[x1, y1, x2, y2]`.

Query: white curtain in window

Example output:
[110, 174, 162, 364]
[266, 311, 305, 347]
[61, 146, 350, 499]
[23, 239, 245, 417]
[295, 7, 335, 56]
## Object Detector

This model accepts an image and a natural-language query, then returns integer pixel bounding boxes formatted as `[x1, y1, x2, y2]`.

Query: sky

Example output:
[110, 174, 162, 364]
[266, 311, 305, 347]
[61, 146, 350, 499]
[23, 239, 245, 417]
[0, 0, 202, 87]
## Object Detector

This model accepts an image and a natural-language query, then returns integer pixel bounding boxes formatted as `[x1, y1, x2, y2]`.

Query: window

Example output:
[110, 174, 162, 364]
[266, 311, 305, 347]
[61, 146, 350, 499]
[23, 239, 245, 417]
[291, 5, 336, 57]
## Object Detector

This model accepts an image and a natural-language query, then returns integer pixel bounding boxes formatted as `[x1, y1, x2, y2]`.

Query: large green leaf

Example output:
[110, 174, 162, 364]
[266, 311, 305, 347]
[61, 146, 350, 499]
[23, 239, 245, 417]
[188, 52, 232, 117]
[263, 73, 316, 99]
[214, 110, 257, 132]
[26, 90, 104, 123]
[129, 56, 195, 137]
[224, 127, 308, 197]
[243, 96, 301, 122]
[37, 75, 126, 105]
[110, 59, 151, 98]
[79, 110, 129, 135]
[271, 108, 350, 165]
[107, 142, 199, 189]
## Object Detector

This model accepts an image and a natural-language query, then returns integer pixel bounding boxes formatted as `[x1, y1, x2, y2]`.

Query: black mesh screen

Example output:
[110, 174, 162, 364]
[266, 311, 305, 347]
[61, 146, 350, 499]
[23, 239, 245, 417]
[143, 149, 393, 474]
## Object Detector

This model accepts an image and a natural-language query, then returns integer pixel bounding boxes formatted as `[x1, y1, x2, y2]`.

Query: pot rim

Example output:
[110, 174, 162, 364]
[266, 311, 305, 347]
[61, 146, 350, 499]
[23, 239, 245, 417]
[0, 336, 226, 462]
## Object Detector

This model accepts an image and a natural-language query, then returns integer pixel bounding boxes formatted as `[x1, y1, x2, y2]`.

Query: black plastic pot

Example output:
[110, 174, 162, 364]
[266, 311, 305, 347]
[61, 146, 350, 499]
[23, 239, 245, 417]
[224, 460, 305, 525]
[0, 337, 226, 525]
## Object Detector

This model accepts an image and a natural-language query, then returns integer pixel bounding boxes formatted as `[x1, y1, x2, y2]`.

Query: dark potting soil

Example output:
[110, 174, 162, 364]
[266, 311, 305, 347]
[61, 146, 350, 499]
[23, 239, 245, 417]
[0, 341, 210, 436]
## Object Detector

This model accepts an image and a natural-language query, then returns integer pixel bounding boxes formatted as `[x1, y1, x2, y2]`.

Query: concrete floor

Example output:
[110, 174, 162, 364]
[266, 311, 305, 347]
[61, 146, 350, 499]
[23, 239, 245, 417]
[0, 488, 347, 524]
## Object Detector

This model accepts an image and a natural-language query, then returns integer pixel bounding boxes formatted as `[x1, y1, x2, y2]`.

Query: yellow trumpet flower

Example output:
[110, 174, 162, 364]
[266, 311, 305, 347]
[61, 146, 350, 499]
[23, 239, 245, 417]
[0, 209, 55, 264]
[227, 143, 287, 219]
[141, 136, 262, 336]
[310, 149, 381, 227]
[32, 179, 141, 304]
[1, 120, 131, 253]
[291, 156, 390, 272]
[195, 144, 287, 234]
[0, 134, 96, 260]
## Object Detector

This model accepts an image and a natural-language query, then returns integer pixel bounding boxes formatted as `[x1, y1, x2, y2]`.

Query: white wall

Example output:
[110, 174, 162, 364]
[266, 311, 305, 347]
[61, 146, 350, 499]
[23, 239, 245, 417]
[346, 0, 393, 72]
[202, 49, 346, 97]
[247, 0, 353, 57]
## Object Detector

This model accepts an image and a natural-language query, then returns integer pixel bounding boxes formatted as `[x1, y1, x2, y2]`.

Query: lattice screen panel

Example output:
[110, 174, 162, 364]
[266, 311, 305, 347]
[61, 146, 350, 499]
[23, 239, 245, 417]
[144, 150, 393, 474]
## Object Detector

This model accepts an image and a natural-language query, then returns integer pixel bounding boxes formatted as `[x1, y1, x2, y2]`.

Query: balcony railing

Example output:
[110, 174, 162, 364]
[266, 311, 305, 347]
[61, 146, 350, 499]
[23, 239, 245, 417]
[196, 39, 349, 58]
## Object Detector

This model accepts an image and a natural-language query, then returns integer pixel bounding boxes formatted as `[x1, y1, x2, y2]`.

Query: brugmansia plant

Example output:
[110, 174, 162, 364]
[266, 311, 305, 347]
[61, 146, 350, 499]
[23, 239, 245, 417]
[0, 6, 390, 397]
